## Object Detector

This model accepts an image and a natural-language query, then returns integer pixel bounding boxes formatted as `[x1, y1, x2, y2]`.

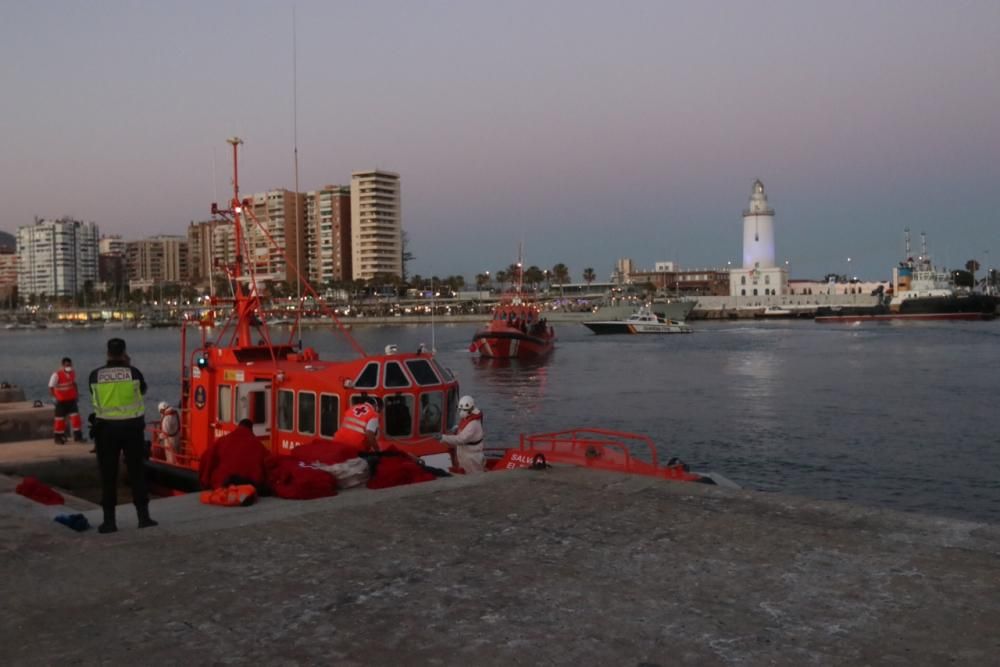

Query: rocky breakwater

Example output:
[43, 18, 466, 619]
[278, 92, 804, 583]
[0, 384, 52, 443]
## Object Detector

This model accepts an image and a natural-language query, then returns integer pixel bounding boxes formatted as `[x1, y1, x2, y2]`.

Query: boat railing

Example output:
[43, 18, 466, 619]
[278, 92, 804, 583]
[520, 427, 659, 467]
[504, 428, 701, 481]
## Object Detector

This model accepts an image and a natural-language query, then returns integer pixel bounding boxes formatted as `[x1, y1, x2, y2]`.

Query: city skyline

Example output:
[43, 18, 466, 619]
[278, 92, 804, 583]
[1, 1, 998, 282]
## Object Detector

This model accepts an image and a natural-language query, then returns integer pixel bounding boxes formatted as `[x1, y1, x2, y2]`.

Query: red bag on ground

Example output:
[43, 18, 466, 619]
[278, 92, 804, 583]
[290, 439, 362, 466]
[15, 477, 65, 505]
[265, 457, 337, 500]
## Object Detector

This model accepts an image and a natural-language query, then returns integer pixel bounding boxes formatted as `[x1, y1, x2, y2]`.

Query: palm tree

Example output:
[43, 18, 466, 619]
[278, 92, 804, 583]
[524, 266, 544, 292]
[496, 270, 510, 292]
[582, 267, 596, 287]
[475, 273, 491, 291]
[551, 263, 570, 297]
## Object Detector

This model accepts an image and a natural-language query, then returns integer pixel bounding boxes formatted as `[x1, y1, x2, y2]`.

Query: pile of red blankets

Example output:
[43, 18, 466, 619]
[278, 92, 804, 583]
[198, 432, 437, 499]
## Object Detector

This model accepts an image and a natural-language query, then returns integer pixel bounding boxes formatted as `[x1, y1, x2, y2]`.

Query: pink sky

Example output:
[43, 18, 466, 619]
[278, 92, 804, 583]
[1, 1, 998, 281]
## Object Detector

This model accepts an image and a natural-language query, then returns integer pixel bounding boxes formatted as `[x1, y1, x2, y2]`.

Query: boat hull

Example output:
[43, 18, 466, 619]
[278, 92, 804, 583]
[583, 321, 691, 335]
[472, 328, 554, 359]
[816, 294, 997, 323]
[816, 311, 993, 323]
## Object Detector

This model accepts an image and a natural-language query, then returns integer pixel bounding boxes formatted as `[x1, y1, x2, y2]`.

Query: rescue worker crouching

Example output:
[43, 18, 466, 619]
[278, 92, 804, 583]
[332, 395, 383, 452]
[439, 395, 485, 473]
[49, 356, 85, 444]
[88, 338, 157, 533]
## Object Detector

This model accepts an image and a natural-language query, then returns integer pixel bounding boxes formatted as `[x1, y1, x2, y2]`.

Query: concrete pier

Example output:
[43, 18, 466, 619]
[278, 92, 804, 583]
[1, 459, 998, 665]
[0, 400, 52, 443]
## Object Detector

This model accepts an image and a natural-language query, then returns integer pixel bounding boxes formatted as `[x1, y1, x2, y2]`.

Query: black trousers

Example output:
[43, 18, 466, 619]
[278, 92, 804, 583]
[95, 418, 149, 510]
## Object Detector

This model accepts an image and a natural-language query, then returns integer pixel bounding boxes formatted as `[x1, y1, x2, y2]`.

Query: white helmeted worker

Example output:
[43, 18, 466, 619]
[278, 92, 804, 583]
[440, 395, 485, 473]
[157, 401, 181, 463]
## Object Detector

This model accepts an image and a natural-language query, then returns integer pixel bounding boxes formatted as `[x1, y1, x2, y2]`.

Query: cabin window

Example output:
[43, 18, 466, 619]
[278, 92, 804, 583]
[432, 360, 454, 382]
[384, 394, 413, 438]
[446, 386, 459, 431]
[298, 391, 316, 435]
[354, 362, 379, 390]
[405, 359, 440, 386]
[277, 389, 294, 431]
[218, 385, 232, 423]
[320, 394, 339, 437]
[419, 392, 444, 435]
[384, 361, 411, 388]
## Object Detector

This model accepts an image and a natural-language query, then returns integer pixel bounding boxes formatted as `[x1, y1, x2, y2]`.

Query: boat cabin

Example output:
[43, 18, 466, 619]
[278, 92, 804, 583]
[154, 336, 459, 477]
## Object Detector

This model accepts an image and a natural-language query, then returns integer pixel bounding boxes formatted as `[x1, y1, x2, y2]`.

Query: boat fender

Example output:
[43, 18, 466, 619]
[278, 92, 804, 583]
[531, 453, 548, 470]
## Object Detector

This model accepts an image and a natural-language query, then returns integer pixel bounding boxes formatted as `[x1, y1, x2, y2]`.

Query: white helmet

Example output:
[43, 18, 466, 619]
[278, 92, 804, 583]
[458, 395, 476, 413]
[157, 401, 170, 412]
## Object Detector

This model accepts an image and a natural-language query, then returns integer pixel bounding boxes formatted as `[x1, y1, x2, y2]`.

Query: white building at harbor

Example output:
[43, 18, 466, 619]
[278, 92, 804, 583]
[729, 180, 788, 298]
[16, 217, 99, 299]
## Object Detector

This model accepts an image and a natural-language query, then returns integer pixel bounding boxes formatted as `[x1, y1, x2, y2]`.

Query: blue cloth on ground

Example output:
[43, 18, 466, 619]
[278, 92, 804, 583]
[54, 514, 91, 532]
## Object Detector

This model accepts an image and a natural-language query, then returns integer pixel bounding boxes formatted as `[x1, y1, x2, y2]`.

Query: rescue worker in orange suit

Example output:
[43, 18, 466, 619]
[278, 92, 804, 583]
[332, 396, 382, 452]
[439, 394, 485, 473]
[49, 356, 84, 444]
[89, 338, 157, 533]
[157, 401, 181, 463]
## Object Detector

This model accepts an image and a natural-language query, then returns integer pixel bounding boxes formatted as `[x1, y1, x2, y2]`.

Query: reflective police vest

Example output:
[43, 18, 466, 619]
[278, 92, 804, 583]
[52, 368, 78, 402]
[90, 366, 145, 420]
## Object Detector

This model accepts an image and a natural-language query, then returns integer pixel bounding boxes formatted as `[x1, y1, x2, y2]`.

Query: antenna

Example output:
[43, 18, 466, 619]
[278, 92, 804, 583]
[292, 6, 302, 350]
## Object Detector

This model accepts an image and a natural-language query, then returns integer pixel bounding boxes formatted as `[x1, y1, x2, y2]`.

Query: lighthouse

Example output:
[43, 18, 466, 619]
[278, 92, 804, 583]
[742, 179, 775, 269]
[729, 179, 787, 300]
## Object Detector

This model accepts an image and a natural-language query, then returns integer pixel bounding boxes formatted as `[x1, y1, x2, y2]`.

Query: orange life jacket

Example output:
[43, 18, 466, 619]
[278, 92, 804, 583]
[199, 484, 257, 507]
[52, 368, 78, 402]
[333, 403, 378, 448]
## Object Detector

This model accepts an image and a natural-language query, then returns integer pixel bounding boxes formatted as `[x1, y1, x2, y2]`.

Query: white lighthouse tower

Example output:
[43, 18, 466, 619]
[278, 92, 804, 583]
[742, 179, 775, 268]
[729, 179, 787, 300]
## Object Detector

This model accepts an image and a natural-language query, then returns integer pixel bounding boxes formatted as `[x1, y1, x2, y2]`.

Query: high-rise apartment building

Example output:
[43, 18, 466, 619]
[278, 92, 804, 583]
[98, 234, 127, 294]
[0, 249, 17, 303]
[246, 189, 306, 286]
[350, 170, 401, 281]
[99, 235, 125, 257]
[16, 217, 99, 298]
[306, 185, 352, 286]
[126, 235, 189, 290]
[187, 220, 235, 287]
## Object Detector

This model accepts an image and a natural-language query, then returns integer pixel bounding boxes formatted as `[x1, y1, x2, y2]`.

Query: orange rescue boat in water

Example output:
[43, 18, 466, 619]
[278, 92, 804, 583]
[146, 138, 458, 490]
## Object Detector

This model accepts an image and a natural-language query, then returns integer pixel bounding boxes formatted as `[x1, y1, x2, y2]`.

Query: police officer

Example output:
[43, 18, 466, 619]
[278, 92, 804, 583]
[89, 338, 157, 533]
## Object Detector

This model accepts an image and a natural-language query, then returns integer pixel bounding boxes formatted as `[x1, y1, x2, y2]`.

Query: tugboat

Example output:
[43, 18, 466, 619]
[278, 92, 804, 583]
[470, 256, 555, 359]
[146, 138, 458, 490]
[816, 231, 997, 323]
[583, 306, 692, 335]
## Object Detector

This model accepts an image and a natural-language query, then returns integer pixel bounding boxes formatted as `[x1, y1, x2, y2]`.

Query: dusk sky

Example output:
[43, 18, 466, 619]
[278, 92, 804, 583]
[2, 1, 998, 282]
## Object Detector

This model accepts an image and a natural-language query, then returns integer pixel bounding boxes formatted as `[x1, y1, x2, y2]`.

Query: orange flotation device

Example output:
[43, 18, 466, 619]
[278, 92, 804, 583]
[199, 484, 257, 507]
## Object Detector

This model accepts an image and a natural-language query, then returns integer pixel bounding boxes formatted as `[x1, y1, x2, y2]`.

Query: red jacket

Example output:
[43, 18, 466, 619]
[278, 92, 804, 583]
[198, 426, 271, 490]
